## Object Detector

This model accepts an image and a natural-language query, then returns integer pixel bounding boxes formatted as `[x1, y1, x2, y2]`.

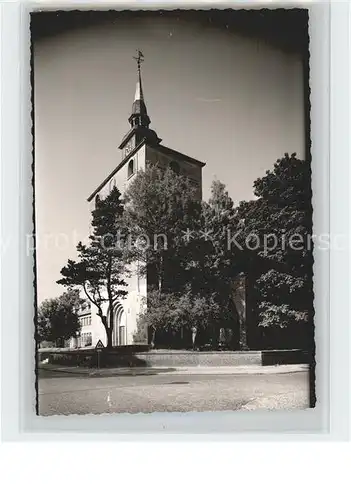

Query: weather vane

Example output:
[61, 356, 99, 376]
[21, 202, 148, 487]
[133, 49, 144, 73]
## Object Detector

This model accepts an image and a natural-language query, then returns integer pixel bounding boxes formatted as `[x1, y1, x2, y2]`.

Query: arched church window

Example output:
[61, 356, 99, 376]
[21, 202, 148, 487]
[128, 159, 135, 178]
[95, 194, 100, 208]
[170, 161, 180, 174]
[109, 178, 116, 192]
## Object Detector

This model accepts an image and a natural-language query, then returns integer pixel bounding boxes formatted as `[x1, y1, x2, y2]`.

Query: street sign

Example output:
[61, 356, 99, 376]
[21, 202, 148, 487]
[95, 339, 104, 351]
[95, 340, 105, 370]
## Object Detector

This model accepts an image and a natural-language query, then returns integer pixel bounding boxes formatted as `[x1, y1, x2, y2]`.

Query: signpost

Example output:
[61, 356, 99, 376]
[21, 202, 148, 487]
[95, 340, 104, 370]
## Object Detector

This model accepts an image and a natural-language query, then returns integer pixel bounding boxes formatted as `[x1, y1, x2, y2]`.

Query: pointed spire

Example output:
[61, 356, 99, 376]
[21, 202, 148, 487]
[134, 77, 143, 102]
[129, 50, 150, 128]
[119, 50, 162, 150]
[134, 51, 144, 101]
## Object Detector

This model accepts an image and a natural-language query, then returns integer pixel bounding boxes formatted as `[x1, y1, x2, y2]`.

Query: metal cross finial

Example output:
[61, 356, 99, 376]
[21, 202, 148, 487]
[133, 49, 144, 73]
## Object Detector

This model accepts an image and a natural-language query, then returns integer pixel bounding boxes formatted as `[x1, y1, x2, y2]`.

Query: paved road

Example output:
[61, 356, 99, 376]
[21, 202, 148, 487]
[38, 368, 310, 415]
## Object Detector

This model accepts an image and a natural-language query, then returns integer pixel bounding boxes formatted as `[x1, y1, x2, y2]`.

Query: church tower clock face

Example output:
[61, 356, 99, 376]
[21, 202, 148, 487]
[124, 139, 134, 158]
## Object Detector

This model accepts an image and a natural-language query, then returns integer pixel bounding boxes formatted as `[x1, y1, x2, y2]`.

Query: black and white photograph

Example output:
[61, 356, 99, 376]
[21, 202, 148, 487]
[33, 8, 315, 416]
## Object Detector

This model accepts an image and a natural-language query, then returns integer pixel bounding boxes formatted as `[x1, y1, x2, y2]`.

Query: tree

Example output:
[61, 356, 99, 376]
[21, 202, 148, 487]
[60, 288, 83, 311]
[37, 290, 81, 346]
[124, 162, 201, 291]
[193, 180, 244, 345]
[236, 153, 313, 348]
[137, 286, 222, 349]
[124, 162, 201, 346]
[57, 187, 128, 349]
[136, 289, 180, 347]
[125, 169, 245, 349]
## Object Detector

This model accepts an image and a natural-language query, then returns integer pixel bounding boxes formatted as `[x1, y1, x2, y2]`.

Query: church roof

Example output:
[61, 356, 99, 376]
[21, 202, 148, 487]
[87, 139, 205, 202]
[152, 144, 206, 168]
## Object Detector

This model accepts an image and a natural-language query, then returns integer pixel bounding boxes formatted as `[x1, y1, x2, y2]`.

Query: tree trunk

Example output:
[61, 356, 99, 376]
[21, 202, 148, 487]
[106, 324, 113, 349]
[101, 314, 113, 349]
[82, 284, 113, 348]
[106, 258, 114, 349]
[158, 254, 164, 294]
[150, 327, 156, 349]
[239, 319, 248, 351]
[108, 298, 114, 347]
[107, 331, 112, 349]
[232, 274, 248, 351]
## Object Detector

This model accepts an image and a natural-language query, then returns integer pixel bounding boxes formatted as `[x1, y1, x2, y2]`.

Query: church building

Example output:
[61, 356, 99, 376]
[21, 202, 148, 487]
[84, 51, 206, 348]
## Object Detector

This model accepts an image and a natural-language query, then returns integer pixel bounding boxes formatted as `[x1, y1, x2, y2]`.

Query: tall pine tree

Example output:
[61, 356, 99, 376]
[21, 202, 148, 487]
[57, 187, 128, 348]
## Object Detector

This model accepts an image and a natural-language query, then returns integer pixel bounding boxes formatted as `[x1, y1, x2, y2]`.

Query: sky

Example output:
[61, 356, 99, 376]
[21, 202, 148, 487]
[33, 10, 306, 303]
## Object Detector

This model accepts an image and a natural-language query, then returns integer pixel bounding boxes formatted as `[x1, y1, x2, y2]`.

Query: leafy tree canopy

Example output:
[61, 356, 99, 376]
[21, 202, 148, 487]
[37, 290, 81, 344]
[237, 153, 313, 340]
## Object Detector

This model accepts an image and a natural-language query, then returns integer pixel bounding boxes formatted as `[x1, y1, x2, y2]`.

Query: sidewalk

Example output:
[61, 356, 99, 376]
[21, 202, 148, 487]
[39, 363, 309, 377]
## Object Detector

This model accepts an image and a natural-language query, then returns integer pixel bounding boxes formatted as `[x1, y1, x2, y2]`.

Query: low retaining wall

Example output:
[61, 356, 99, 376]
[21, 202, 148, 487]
[38, 348, 310, 368]
[262, 349, 311, 366]
[37, 345, 149, 365]
[136, 351, 262, 367]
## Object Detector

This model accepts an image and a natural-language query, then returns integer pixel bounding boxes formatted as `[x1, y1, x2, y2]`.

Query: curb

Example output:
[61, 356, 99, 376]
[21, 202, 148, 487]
[39, 364, 309, 377]
[38, 365, 177, 377]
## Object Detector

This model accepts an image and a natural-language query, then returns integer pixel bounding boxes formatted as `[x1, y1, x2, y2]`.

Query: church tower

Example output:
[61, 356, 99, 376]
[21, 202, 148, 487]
[87, 50, 206, 347]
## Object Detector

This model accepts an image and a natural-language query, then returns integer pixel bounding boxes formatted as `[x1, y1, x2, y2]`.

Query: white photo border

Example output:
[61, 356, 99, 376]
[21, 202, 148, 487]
[0, 0, 349, 441]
